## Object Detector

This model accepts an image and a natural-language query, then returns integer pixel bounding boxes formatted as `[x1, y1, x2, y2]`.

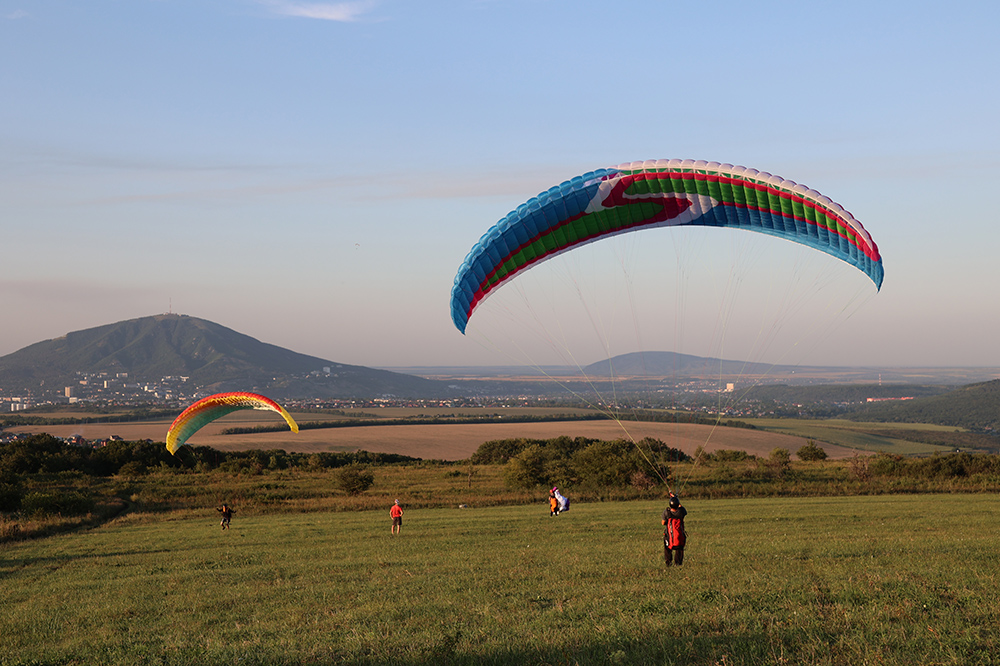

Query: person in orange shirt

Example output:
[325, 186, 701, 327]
[549, 490, 559, 516]
[390, 499, 404, 535]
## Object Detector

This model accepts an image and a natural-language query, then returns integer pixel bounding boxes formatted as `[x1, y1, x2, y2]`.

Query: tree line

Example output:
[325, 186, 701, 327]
[471, 435, 690, 491]
[0, 434, 416, 514]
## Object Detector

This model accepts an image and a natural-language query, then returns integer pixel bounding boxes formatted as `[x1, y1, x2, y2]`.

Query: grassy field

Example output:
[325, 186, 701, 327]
[10, 407, 971, 460]
[2, 493, 998, 665]
[745, 419, 959, 455]
[11, 416, 858, 461]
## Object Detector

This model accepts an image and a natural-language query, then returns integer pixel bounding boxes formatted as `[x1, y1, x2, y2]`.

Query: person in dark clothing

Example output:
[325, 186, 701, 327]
[661, 493, 687, 566]
[217, 504, 235, 530]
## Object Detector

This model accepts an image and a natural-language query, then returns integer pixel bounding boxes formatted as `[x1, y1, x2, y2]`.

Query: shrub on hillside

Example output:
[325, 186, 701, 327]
[572, 441, 637, 488]
[762, 448, 792, 478]
[867, 453, 905, 477]
[219, 457, 265, 476]
[629, 470, 657, 490]
[20, 490, 94, 517]
[336, 465, 375, 495]
[709, 449, 756, 463]
[797, 441, 828, 461]
[472, 438, 536, 465]
[502, 445, 553, 489]
[117, 461, 148, 478]
[500, 438, 672, 490]
[0, 473, 23, 512]
[848, 452, 871, 481]
[865, 452, 1000, 480]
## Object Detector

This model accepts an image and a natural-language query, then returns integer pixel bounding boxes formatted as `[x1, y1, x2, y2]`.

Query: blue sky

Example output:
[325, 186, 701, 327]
[2, 0, 998, 369]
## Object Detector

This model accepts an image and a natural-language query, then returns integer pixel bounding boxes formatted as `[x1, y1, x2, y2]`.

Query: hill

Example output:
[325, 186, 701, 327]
[742, 384, 950, 404]
[582, 351, 778, 377]
[0, 314, 459, 400]
[845, 379, 1000, 431]
[580, 351, 1000, 386]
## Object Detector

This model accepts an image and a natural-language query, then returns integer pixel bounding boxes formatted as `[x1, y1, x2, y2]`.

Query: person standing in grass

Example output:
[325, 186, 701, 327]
[217, 503, 235, 531]
[549, 490, 560, 516]
[662, 493, 687, 566]
[390, 499, 404, 535]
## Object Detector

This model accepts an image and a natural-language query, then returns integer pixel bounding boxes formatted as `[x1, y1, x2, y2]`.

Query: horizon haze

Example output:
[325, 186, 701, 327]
[5, 313, 999, 392]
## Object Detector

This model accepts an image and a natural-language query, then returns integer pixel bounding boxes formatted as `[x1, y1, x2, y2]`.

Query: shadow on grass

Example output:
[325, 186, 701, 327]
[0, 545, 173, 582]
[46, 631, 859, 666]
[1, 497, 133, 546]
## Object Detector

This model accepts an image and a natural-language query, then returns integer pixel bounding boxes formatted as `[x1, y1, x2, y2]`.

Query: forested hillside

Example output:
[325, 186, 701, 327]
[845, 379, 1000, 430]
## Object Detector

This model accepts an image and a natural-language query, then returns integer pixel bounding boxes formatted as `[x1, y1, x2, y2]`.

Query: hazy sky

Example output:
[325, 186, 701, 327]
[2, 0, 998, 370]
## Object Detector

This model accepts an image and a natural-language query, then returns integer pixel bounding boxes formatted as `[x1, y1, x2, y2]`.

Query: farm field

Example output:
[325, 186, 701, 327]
[2, 494, 997, 665]
[11, 417, 859, 460]
[745, 419, 963, 455]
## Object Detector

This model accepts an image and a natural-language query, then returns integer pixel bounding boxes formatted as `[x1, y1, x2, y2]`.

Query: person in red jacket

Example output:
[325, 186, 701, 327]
[661, 493, 687, 566]
[390, 499, 404, 535]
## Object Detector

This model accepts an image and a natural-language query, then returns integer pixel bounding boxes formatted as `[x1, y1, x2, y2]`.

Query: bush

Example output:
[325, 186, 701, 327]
[336, 465, 375, 495]
[472, 439, 534, 465]
[797, 441, 828, 461]
[848, 452, 871, 481]
[868, 453, 905, 477]
[761, 448, 792, 479]
[502, 445, 552, 489]
[865, 452, 1000, 480]
[640, 438, 690, 464]
[219, 458, 264, 476]
[711, 449, 755, 463]
[572, 441, 636, 489]
[20, 491, 95, 517]
[117, 461, 148, 477]
[630, 470, 656, 490]
[0, 479, 23, 512]
[771, 448, 790, 461]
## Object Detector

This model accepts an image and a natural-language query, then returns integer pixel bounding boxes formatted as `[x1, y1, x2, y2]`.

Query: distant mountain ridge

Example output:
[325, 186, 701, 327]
[5, 316, 1000, 407]
[0, 314, 458, 399]
[581, 351, 779, 377]
[578, 352, 1000, 386]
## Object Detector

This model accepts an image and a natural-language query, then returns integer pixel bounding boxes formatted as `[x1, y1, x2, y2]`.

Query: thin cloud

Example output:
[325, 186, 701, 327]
[6, 9, 29, 19]
[262, 0, 379, 22]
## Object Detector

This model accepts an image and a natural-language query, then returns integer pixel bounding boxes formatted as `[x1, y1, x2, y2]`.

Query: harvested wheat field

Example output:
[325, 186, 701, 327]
[12, 417, 855, 461]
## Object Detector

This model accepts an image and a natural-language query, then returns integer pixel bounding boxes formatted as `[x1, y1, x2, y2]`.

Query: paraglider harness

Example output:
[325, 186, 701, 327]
[662, 493, 686, 564]
[553, 488, 569, 514]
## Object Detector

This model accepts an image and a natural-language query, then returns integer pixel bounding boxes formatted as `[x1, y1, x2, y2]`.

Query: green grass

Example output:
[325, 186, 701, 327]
[10, 457, 1000, 544]
[747, 418, 957, 455]
[3, 494, 998, 665]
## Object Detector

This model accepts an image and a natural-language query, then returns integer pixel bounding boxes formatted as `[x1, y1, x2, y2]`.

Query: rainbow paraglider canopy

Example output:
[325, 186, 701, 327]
[166, 391, 299, 455]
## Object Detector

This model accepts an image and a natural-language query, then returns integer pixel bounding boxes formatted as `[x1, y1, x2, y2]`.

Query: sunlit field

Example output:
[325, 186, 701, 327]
[746, 419, 964, 456]
[3, 494, 997, 665]
[11, 412, 865, 460]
